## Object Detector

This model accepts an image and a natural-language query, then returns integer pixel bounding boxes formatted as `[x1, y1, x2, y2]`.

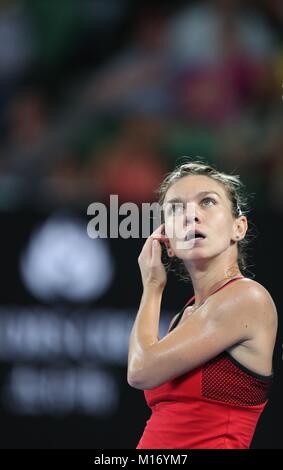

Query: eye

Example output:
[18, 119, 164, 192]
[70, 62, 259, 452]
[201, 197, 216, 207]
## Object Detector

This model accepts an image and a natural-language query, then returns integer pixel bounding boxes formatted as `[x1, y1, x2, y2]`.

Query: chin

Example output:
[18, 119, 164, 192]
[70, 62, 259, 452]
[177, 247, 208, 261]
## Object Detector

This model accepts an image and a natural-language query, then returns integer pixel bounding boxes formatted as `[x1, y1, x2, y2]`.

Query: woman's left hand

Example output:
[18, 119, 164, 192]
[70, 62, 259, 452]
[138, 224, 168, 290]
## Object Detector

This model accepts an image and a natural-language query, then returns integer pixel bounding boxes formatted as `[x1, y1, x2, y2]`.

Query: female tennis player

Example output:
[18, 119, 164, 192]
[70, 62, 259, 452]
[127, 160, 278, 449]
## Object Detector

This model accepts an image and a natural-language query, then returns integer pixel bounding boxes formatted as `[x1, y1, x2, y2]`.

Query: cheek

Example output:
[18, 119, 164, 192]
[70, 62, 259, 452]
[211, 212, 233, 240]
[165, 216, 186, 241]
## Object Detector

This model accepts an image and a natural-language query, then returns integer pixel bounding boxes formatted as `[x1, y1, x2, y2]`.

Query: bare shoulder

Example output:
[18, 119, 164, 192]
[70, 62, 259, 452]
[212, 278, 278, 327]
[226, 278, 276, 310]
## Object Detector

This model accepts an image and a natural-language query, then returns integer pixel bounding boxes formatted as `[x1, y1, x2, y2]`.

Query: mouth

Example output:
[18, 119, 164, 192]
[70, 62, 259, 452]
[185, 230, 207, 242]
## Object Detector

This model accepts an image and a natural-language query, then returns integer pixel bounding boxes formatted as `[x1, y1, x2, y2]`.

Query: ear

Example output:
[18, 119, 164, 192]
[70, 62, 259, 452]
[232, 216, 248, 242]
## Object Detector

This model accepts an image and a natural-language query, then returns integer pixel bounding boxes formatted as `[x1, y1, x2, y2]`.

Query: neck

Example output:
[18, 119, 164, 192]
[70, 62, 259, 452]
[184, 255, 242, 307]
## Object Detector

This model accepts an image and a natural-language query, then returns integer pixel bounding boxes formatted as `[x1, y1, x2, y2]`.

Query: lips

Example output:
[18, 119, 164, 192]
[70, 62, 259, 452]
[185, 230, 206, 242]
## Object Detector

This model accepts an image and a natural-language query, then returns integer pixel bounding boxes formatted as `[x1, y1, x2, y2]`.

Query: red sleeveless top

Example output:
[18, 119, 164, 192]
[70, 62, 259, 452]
[137, 277, 273, 449]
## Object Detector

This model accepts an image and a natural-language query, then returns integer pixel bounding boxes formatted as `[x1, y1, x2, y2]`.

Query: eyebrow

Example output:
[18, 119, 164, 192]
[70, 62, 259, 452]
[165, 191, 221, 205]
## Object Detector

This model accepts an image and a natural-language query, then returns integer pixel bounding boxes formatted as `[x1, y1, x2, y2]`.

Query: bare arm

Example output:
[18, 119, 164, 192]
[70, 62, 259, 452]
[127, 223, 167, 386]
[128, 280, 275, 390]
[128, 284, 163, 384]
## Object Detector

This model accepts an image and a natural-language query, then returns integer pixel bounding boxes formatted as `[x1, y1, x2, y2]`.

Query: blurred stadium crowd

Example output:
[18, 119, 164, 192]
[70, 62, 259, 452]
[0, 0, 282, 213]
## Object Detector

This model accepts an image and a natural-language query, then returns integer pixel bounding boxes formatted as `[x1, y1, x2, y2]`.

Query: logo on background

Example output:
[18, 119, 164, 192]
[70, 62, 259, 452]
[20, 213, 114, 302]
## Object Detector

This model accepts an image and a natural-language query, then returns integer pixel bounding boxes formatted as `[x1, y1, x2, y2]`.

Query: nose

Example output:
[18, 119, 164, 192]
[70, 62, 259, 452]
[184, 203, 200, 225]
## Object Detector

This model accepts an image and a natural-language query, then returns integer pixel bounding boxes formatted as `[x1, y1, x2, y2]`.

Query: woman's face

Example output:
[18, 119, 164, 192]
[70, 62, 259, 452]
[162, 175, 247, 262]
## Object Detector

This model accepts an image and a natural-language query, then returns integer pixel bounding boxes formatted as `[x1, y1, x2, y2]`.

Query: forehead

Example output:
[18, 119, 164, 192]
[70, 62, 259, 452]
[163, 175, 227, 202]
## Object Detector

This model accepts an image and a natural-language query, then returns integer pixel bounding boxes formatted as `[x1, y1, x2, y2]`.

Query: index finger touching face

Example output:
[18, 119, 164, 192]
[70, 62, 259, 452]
[151, 223, 166, 238]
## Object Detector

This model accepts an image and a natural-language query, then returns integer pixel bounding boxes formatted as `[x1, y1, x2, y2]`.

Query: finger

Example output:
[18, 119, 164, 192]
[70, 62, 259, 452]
[140, 224, 166, 259]
[152, 234, 168, 241]
[153, 224, 169, 243]
[151, 239, 162, 264]
[150, 223, 165, 238]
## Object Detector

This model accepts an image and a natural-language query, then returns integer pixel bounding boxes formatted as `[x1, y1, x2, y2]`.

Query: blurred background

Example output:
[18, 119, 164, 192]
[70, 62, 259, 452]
[0, 0, 282, 449]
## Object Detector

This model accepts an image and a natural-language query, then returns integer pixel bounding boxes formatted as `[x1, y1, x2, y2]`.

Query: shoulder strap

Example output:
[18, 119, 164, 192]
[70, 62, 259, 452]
[168, 276, 246, 333]
[186, 275, 245, 307]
